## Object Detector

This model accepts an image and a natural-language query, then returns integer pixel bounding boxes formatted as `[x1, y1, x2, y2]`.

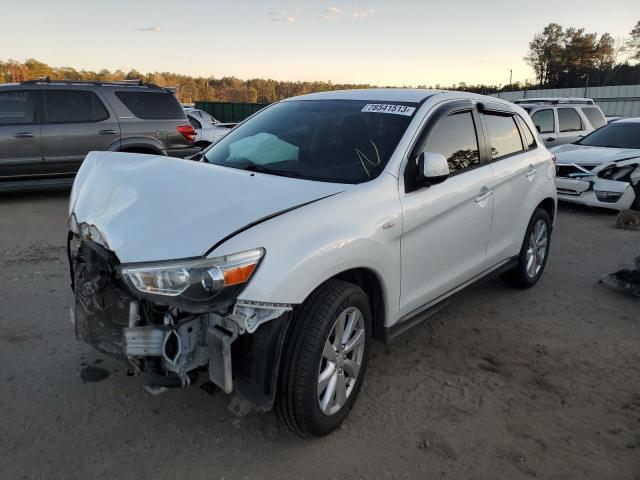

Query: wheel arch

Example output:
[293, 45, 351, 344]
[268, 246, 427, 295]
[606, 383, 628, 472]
[331, 267, 386, 342]
[111, 137, 166, 155]
[537, 197, 556, 226]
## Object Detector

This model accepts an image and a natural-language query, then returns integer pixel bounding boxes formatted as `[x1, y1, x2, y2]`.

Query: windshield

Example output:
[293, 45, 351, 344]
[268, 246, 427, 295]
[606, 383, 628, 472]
[203, 99, 417, 183]
[577, 123, 640, 149]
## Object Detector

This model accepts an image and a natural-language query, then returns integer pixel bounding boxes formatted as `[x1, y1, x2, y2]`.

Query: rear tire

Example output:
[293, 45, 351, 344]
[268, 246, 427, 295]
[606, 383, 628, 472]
[501, 208, 552, 288]
[275, 279, 371, 437]
[631, 184, 640, 212]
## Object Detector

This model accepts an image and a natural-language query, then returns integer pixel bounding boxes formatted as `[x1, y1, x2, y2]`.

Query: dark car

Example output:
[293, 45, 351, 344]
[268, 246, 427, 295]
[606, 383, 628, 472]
[0, 78, 199, 189]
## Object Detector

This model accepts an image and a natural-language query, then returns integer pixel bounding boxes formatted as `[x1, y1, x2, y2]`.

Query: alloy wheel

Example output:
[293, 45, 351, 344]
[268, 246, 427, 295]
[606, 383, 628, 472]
[317, 306, 366, 416]
[525, 219, 548, 278]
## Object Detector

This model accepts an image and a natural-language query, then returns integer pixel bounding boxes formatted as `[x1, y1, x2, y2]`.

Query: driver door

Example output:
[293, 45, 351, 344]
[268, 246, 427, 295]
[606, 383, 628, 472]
[399, 103, 494, 318]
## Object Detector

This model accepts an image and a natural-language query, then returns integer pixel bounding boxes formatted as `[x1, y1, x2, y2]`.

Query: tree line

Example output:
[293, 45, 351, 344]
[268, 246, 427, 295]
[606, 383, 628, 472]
[1, 20, 638, 103]
[0, 58, 521, 102]
[525, 20, 640, 88]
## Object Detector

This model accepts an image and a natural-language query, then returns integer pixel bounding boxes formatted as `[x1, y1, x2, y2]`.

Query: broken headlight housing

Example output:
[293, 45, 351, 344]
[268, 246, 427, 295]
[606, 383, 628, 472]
[594, 190, 623, 203]
[119, 248, 264, 310]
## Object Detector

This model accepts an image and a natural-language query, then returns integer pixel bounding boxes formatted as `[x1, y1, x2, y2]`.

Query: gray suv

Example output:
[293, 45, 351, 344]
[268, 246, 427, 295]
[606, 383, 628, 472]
[514, 98, 607, 148]
[0, 79, 199, 188]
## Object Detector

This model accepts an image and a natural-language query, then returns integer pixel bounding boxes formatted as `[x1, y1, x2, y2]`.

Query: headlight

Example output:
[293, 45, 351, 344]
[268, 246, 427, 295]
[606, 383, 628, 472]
[594, 190, 623, 203]
[120, 248, 264, 306]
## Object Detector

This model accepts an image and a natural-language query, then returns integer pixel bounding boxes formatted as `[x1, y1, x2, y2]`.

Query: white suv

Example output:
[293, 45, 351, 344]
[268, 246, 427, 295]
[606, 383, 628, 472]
[68, 89, 557, 437]
[514, 98, 607, 148]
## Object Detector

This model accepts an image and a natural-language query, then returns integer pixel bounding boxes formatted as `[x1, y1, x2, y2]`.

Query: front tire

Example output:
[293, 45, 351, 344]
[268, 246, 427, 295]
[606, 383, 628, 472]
[276, 280, 371, 437]
[501, 208, 552, 288]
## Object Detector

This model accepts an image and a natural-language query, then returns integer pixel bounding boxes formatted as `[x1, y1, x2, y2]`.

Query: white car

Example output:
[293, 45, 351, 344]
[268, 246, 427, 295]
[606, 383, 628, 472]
[68, 89, 557, 437]
[552, 118, 640, 210]
[184, 108, 235, 148]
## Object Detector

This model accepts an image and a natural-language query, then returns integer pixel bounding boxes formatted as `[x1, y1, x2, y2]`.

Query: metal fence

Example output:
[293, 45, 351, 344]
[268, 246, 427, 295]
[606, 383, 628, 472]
[194, 101, 267, 123]
[491, 84, 640, 117]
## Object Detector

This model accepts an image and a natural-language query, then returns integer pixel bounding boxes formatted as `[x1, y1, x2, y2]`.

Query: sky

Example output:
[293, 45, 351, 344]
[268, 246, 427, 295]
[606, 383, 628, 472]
[1, 0, 638, 86]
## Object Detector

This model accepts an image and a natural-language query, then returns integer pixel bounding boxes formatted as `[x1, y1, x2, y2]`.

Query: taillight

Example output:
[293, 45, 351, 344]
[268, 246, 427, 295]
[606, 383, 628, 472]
[177, 125, 196, 142]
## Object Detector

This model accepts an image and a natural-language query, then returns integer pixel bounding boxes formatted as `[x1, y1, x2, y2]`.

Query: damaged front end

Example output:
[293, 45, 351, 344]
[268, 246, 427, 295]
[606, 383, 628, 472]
[65, 151, 350, 410]
[555, 159, 640, 210]
[69, 236, 292, 409]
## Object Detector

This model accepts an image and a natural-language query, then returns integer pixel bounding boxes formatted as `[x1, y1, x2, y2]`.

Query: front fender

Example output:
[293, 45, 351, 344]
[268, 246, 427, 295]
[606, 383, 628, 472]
[210, 174, 403, 327]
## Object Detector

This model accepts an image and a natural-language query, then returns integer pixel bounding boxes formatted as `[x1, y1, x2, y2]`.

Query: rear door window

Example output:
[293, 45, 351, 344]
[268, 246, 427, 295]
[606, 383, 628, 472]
[482, 113, 524, 159]
[424, 111, 480, 173]
[581, 107, 606, 129]
[530, 109, 554, 134]
[115, 91, 185, 119]
[0, 91, 37, 125]
[44, 90, 109, 123]
[557, 108, 583, 132]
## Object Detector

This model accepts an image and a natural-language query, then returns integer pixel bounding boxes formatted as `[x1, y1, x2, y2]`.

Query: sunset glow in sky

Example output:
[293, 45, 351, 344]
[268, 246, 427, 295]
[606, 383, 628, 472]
[2, 0, 638, 86]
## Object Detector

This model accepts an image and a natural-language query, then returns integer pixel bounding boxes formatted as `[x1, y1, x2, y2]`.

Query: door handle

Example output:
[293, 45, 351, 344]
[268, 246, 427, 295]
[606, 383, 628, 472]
[99, 129, 117, 135]
[525, 165, 537, 178]
[546, 137, 556, 142]
[14, 132, 34, 138]
[475, 190, 493, 203]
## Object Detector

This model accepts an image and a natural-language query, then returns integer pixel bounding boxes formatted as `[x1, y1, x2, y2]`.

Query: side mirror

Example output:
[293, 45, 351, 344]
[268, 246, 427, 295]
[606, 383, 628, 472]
[417, 152, 450, 185]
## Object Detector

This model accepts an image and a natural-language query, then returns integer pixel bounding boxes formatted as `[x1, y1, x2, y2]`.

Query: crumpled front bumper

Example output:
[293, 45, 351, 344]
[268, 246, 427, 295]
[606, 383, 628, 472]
[555, 176, 636, 211]
[70, 238, 291, 408]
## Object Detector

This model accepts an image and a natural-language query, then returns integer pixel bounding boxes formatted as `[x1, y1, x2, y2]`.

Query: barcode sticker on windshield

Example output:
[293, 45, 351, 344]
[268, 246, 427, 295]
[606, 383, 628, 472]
[361, 104, 416, 116]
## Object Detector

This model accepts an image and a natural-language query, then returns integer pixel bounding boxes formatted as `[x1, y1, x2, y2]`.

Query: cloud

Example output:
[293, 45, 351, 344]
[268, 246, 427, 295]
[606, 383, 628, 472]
[320, 6, 343, 19]
[138, 26, 161, 32]
[352, 7, 374, 19]
[267, 11, 297, 22]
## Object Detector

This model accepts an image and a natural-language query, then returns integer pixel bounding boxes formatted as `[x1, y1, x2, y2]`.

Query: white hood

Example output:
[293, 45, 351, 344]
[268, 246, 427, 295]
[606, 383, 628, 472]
[69, 152, 348, 263]
[550, 143, 640, 167]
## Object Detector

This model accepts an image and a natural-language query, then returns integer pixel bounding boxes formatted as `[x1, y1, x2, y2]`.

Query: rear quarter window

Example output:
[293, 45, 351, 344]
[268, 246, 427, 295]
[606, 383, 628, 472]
[115, 91, 185, 120]
[581, 107, 606, 129]
[516, 115, 537, 149]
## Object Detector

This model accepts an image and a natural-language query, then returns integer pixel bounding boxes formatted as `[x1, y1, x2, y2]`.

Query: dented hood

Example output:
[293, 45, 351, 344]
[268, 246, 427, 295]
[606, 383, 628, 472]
[69, 152, 348, 263]
[550, 143, 640, 167]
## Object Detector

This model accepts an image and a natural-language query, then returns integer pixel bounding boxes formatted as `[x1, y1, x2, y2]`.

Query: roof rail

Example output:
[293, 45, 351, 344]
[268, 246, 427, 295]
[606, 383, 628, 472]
[19, 78, 161, 88]
[514, 97, 595, 105]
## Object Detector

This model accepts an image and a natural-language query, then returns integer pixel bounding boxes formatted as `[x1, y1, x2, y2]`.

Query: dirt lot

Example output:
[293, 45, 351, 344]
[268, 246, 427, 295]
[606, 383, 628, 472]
[0, 189, 638, 480]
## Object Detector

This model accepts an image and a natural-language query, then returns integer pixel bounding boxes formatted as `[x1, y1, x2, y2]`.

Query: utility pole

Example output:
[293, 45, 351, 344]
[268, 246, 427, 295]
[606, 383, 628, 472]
[584, 74, 589, 98]
[509, 69, 513, 91]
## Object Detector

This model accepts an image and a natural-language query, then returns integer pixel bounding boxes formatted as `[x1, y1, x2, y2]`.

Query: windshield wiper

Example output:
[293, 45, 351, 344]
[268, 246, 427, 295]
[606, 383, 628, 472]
[242, 163, 307, 179]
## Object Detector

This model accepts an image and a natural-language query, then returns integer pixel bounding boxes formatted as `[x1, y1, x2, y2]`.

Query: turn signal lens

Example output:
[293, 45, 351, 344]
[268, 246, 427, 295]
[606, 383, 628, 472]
[222, 263, 257, 286]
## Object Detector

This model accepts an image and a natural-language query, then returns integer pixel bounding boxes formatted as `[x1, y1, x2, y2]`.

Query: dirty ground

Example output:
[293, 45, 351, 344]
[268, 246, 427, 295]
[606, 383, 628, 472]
[1, 189, 639, 480]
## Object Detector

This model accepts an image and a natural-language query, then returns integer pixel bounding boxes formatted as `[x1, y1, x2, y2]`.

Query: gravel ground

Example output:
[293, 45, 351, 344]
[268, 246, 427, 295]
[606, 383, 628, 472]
[1, 189, 639, 480]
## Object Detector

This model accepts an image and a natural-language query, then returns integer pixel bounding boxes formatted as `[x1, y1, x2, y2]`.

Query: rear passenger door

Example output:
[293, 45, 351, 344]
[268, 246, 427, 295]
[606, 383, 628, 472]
[530, 109, 558, 147]
[40, 89, 120, 175]
[479, 107, 542, 265]
[0, 90, 42, 179]
[556, 107, 584, 145]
